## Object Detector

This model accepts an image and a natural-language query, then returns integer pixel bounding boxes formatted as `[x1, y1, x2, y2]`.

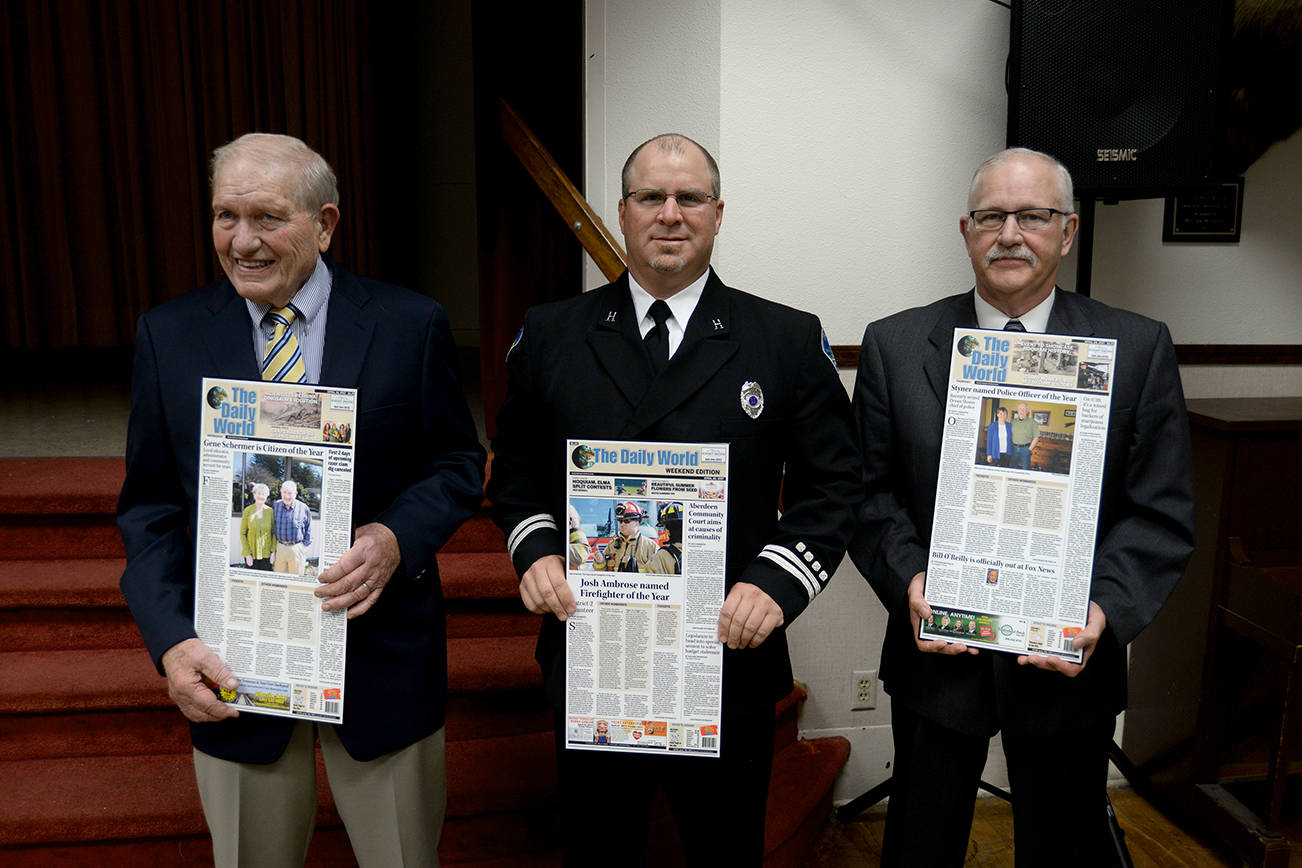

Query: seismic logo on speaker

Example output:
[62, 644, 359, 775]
[1096, 148, 1138, 162]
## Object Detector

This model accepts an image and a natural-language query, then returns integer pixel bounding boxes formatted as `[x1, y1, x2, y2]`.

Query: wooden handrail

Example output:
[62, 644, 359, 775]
[500, 99, 627, 282]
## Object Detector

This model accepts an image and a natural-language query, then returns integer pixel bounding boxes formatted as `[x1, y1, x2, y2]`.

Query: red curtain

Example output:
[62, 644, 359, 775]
[0, 0, 375, 348]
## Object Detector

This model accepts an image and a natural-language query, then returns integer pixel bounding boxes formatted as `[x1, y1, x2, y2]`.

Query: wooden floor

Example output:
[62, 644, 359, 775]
[799, 788, 1240, 867]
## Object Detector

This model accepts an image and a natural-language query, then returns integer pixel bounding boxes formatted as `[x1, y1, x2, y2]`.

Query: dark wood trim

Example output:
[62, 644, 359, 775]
[829, 344, 1302, 370]
[1185, 397, 1302, 432]
[832, 346, 860, 369]
[1175, 345, 1302, 365]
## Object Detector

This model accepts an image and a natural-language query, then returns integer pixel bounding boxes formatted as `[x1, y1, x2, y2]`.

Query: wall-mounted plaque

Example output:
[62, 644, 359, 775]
[1162, 179, 1244, 243]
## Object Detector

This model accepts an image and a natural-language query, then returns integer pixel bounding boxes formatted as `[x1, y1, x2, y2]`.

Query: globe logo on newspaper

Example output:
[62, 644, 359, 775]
[571, 444, 597, 469]
[957, 335, 980, 356]
[206, 385, 229, 409]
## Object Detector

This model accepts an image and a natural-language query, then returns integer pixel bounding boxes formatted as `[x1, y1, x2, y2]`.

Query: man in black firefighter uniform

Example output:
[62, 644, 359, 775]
[488, 133, 860, 865]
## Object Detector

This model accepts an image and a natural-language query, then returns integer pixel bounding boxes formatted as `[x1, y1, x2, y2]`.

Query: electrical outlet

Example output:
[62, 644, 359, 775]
[850, 669, 876, 711]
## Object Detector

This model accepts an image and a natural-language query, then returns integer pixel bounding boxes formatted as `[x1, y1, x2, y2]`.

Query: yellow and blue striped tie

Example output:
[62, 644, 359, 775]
[261, 305, 307, 383]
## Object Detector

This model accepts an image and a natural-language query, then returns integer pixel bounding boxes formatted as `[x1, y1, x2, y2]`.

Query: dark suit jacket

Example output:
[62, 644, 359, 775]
[850, 289, 1195, 737]
[117, 259, 486, 763]
[488, 271, 861, 708]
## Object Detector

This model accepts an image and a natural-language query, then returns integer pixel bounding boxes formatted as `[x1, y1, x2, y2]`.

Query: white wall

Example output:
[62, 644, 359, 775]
[584, 0, 1302, 803]
[1089, 136, 1302, 398]
[717, 1, 1010, 337]
[584, 0, 721, 291]
[1091, 138, 1302, 344]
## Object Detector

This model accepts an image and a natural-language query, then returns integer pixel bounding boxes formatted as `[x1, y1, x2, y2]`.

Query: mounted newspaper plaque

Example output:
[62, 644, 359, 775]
[920, 330, 1116, 662]
[562, 439, 727, 757]
[195, 378, 357, 722]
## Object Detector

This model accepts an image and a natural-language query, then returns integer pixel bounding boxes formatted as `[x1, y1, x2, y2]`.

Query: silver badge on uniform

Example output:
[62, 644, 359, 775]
[740, 381, 764, 419]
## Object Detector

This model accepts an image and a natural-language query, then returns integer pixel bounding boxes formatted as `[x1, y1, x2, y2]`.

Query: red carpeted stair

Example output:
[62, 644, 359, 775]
[0, 458, 847, 866]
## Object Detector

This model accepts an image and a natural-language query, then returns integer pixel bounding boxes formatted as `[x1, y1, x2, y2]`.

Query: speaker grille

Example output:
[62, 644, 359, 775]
[1008, 0, 1231, 197]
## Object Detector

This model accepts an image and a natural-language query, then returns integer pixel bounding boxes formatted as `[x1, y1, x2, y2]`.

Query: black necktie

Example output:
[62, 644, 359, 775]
[1004, 319, 1026, 332]
[644, 300, 671, 373]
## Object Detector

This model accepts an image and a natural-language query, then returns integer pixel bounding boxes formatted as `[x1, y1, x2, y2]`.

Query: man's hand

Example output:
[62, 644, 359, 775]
[592, 540, 614, 572]
[520, 554, 574, 619]
[244, 555, 253, 566]
[161, 638, 240, 723]
[1018, 601, 1106, 677]
[909, 571, 978, 656]
[717, 582, 783, 650]
[317, 522, 400, 618]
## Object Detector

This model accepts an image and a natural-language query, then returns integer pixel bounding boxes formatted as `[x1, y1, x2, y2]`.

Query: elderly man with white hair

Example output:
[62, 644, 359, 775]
[272, 479, 312, 574]
[118, 132, 485, 868]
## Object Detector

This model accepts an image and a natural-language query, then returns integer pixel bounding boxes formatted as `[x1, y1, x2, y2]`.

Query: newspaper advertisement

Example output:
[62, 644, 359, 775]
[194, 377, 357, 722]
[920, 329, 1116, 662]
[563, 439, 727, 757]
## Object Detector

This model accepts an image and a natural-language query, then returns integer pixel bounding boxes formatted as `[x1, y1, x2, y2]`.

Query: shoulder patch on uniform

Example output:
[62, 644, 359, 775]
[506, 326, 523, 362]
[820, 328, 837, 369]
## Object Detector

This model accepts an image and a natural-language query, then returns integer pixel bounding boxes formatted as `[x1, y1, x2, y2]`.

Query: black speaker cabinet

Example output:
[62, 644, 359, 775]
[1007, 0, 1232, 198]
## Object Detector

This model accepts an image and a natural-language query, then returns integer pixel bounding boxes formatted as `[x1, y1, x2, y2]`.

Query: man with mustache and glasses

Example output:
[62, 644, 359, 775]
[849, 148, 1194, 866]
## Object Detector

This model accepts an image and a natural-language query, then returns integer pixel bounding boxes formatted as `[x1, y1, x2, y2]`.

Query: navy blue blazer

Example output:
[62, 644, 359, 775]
[117, 259, 485, 763]
[851, 289, 1195, 737]
[985, 420, 1012, 464]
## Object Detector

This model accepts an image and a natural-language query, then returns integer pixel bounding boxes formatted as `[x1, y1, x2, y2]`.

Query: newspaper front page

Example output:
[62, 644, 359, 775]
[195, 378, 357, 722]
[563, 439, 727, 757]
[920, 329, 1116, 662]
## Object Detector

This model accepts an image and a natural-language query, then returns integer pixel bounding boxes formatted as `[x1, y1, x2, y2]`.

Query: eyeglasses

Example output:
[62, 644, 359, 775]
[624, 189, 718, 210]
[967, 208, 1072, 231]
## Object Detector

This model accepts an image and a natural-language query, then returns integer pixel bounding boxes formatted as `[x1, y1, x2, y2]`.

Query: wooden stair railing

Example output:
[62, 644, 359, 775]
[499, 98, 627, 282]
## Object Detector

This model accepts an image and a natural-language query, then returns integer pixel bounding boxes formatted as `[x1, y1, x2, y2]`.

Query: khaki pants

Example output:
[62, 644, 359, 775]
[273, 542, 307, 575]
[194, 722, 446, 868]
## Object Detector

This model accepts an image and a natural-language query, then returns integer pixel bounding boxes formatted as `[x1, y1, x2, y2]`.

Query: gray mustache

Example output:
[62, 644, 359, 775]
[985, 245, 1036, 266]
